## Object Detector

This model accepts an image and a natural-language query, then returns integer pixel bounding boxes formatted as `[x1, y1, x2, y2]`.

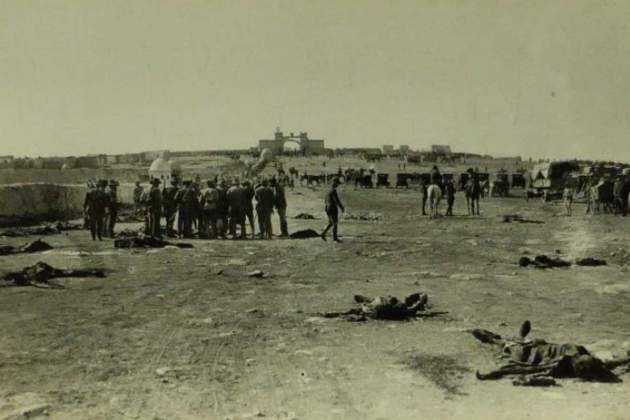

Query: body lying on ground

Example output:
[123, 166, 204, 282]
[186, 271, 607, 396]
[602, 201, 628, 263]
[2, 261, 105, 287]
[472, 321, 630, 384]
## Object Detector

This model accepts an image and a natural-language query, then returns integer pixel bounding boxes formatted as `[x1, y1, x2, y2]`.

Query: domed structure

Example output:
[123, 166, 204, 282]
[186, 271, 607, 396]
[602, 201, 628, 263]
[148, 157, 172, 184]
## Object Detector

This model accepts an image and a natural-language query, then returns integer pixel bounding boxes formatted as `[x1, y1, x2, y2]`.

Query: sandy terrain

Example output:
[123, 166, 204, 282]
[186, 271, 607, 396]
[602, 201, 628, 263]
[1, 184, 630, 420]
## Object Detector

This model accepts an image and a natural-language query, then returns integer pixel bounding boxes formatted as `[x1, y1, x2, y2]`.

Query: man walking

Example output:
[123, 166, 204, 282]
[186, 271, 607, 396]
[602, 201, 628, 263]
[322, 178, 345, 243]
[255, 179, 275, 239]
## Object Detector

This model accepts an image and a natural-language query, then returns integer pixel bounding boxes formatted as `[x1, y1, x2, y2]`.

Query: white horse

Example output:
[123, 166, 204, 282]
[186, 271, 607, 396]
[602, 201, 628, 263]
[427, 184, 443, 217]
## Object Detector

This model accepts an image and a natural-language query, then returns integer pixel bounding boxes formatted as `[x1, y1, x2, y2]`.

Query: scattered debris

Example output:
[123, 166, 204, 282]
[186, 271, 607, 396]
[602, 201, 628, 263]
[293, 213, 317, 220]
[320, 292, 446, 321]
[344, 213, 382, 221]
[114, 233, 193, 249]
[501, 214, 544, 224]
[2, 261, 105, 288]
[471, 321, 630, 385]
[0, 239, 53, 256]
[289, 229, 321, 239]
[247, 270, 265, 278]
[0, 222, 82, 237]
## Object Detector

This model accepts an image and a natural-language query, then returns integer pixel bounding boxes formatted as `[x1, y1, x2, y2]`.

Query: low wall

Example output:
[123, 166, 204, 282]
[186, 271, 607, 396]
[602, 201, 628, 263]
[0, 183, 139, 227]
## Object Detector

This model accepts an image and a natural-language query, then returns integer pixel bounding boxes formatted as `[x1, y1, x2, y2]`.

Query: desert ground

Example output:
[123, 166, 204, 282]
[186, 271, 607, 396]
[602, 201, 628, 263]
[2, 171, 630, 420]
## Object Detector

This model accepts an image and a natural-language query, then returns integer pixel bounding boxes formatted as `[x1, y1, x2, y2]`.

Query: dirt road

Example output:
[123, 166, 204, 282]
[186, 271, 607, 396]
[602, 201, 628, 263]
[1, 186, 629, 419]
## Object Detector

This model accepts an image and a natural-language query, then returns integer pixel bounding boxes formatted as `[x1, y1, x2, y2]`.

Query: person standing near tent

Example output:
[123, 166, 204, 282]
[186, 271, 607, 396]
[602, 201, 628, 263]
[322, 178, 345, 243]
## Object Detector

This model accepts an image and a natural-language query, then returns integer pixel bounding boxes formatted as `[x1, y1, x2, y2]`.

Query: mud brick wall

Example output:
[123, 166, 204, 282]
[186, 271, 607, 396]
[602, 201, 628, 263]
[0, 183, 140, 227]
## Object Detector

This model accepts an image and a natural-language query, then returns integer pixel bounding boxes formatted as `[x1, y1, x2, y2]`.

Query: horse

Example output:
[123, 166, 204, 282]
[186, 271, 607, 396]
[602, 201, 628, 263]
[427, 184, 443, 217]
[465, 178, 481, 216]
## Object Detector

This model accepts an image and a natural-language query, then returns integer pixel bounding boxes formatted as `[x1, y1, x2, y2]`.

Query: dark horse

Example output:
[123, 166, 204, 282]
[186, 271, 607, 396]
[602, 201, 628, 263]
[465, 176, 481, 216]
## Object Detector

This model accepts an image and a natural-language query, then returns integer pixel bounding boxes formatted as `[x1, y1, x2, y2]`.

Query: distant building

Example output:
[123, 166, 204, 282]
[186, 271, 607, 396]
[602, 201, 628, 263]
[74, 156, 102, 169]
[382, 145, 394, 155]
[148, 157, 172, 184]
[399, 145, 410, 155]
[0, 155, 14, 164]
[259, 128, 325, 156]
[143, 150, 170, 162]
[431, 145, 452, 155]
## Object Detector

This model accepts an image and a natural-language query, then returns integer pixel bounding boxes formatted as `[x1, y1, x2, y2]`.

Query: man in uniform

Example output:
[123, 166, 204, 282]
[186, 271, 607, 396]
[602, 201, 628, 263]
[200, 180, 219, 239]
[147, 178, 163, 238]
[242, 180, 256, 239]
[444, 178, 456, 216]
[133, 181, 144, 215]
[322, 178, 345, 243]
[162, 179, 179, 237]
[83, 179, 108, 241]
[255, 179, 275, 239]
[271, 178, 289, 237]
[216, 179, 229, 239]
[179, 180, 197, 238]
[227, 178, 247, 239]
[106, 179, 119, 237]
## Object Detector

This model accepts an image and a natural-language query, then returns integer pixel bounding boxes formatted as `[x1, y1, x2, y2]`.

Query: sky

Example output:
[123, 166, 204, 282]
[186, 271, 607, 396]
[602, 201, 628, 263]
[1, 0, 629, 160]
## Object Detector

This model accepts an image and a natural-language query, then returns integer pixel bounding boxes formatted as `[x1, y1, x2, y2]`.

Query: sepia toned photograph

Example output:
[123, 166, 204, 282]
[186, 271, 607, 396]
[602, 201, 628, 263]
[1, 1, 630, 419]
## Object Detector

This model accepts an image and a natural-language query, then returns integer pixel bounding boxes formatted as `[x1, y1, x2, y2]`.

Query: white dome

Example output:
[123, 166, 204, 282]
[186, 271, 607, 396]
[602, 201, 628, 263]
[149, 157, 171, 173]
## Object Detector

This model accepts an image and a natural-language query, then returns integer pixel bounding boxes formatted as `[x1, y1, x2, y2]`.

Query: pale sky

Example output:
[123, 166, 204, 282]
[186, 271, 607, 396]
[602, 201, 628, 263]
[1, 0, 629, 160]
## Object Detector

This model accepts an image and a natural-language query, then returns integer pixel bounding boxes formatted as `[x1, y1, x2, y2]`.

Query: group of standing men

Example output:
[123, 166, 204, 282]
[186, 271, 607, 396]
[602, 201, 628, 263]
[83, 179, 119, 240]
[135, 177, 289, 240]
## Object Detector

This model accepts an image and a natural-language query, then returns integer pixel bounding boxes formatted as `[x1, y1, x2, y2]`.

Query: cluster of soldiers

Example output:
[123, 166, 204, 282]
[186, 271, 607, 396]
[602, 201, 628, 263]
[134, 176, 289, 240]
[83, 179, 120, 241]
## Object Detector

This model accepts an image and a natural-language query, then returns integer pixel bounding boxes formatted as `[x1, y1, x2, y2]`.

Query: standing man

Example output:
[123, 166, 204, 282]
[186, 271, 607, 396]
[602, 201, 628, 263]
[321, 178, 345, 243]
[563, 185, 574, 216]
[227, 178, 247, 239]
[133, 181, 144, 215]
[83, 181, 96, 229]
[200, 180, 219, 239]
[272, 178, 288, 237]
[419, 177, 428, 216]
[179, 180, 197, 238]
[255, 179, 275, 239]
[83, 179, 108, 241]
[106, 179, 119, 237]
[162, 179, 179, 237]
[216, 179, 229, 239]
[83, 181, 107, 241]
[445, 179, 456, 216]
[242, 180, 256, 239]
[147, 178, 163, 238]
